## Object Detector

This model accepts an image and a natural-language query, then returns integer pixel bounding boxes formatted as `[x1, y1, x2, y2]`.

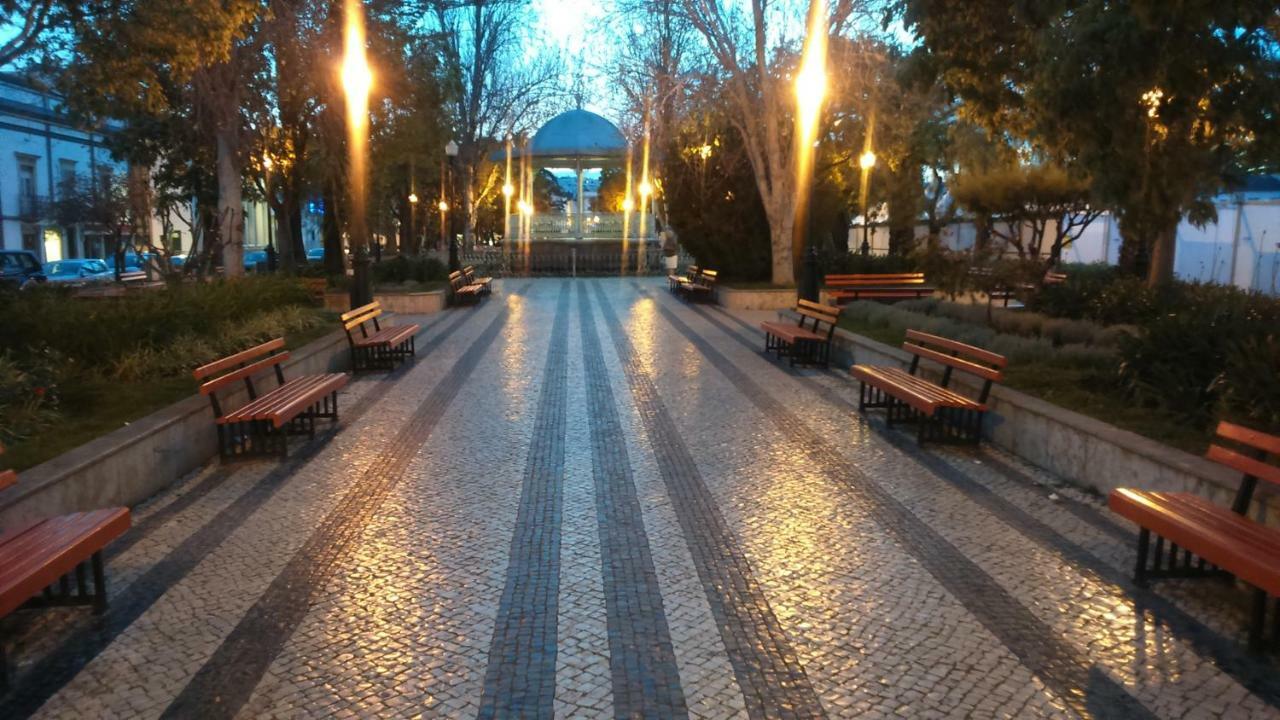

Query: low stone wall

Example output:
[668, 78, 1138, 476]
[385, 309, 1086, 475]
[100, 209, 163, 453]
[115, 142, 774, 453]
[324, 290, 446, 315]
[0, 330, 352, 528]
[718, 287, 796, 311]
[787, 311, 1269, 521]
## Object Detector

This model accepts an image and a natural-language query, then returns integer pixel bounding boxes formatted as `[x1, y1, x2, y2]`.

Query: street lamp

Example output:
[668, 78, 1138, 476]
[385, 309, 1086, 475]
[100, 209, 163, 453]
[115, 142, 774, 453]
[859, 149, 877, 256]
[407, 191, 418, 255]
[444, 139, 459, 270]
[341, 0, 374, 307]
[792, 0, 828, 301]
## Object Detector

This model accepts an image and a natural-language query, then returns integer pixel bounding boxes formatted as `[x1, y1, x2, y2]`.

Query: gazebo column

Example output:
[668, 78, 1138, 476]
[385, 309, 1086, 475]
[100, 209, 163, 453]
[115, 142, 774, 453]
[575, 159, 584, 240]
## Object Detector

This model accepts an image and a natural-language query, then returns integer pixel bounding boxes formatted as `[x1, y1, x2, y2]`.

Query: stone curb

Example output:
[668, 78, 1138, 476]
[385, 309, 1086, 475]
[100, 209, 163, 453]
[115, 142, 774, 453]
[0, 329, 353, 527]
[778, 309, 1263, 520]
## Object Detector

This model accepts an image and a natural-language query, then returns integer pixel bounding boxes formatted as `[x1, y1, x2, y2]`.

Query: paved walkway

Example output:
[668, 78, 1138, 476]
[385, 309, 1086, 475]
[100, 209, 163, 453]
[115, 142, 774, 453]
[2, 278, 1278, 719]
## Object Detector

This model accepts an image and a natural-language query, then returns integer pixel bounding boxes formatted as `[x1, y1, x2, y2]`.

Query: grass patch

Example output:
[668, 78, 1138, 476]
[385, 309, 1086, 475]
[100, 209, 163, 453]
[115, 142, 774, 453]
[837, 313, 1212, 455]
[2, 315, 337, 473]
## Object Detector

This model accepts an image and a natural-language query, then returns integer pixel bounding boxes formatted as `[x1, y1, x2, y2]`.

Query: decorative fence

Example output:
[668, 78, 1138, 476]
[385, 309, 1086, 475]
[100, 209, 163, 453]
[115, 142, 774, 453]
[458, 246, 690, 277]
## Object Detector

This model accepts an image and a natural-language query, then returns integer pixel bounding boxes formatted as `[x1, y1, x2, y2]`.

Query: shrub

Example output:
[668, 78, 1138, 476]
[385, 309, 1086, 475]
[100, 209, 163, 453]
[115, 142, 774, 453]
[0, 348, 62, 445]
[373, 256, 448, 286]
[1216, 334, 1280, 435]
[821, 251, 917, 275]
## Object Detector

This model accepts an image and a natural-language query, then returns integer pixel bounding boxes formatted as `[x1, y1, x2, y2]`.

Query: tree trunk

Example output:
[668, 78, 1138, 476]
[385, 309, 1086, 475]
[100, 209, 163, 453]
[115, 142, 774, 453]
[215, 128, 244, 277]
[1146, 219, 1178, 287]
[771, 214, 795, 286]
[322, 185, 344, 276]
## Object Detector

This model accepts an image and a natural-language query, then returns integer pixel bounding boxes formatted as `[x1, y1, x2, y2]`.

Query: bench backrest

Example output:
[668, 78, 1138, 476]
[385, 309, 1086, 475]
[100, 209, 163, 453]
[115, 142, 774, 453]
[192, 338, 290, 406]
[686, 265, 699, 277]
[1044, 270, 1067, 284]
[1208, 421, 1280, 514]
[903, 329, 1006, 401]
[825, 273, 926, 287]
[463, 266, 477, 282]
[449, 271, 465, 290]
[696, 269, 718, 286]
[341, 301, 383, 340]
[794, 299, 841, 337]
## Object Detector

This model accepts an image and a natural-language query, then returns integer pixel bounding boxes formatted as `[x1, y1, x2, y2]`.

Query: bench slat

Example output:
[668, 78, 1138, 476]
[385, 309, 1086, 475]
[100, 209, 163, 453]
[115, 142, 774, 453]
[0, 469, 14, 492]
[903, 343, 1004, 383]
[1217, 421, 1280, 456]
[218, 375, 331, 423]
[1207, 444, 1280, 488]
[193, 338, 285, 380]
[1110, 489, 1280, 597]
[0, 508, 131, 618]
[906, 330, 1008, 368]
[344, 308, 382, 331]
[199, 352, 290, 396]
[340, 302, 381, 323]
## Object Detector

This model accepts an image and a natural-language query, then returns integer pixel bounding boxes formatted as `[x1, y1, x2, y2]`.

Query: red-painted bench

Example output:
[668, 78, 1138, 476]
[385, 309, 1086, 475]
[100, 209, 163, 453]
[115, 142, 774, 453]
[850, 329, 1006, 444]
[1110, 422, 1280, 650]
[464, 265, 493, 295]
[677, 268, 717, 303]
[825, 272, 935, 304]
[195, 338, 349, 459]
[0, 451, 130, 688]
[760, 299, 842, 368]
[449, 270, 485, 305]
[341, 301, 420, 371]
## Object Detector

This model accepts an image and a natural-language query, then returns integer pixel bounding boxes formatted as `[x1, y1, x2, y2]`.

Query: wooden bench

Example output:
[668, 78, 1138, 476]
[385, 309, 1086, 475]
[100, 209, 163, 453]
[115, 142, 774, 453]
[677, 268, 718, 303]
[0, 449, 130, 688]
[850, 329, 1006, 444]
[449, 270, 485, 306]
[1110, 422, 1280, 651]
[970, 267, 1067, 308]
[195, 338, 349, 459]
[341, 301, 421, 371]
[668, 264, 698, 293]
[463, 266, 493, 295]
[825, 273, 935, 304]
[760, 299, 842, 368]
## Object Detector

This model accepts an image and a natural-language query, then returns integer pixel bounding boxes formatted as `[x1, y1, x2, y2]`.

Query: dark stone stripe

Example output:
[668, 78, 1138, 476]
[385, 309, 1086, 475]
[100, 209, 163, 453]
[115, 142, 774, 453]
[689, 296, 1280, 709]
[578, 284, 688, 719]
[477, 281, 572, 720]
[161, 302, 513, 720]
[0, 305, 484, 718]
[638, 284, 1156, 720]
[591, 281, 826, 720]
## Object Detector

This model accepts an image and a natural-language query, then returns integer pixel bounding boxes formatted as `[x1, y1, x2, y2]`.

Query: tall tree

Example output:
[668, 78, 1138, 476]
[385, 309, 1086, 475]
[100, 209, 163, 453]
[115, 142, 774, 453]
[679, 0, 867, 284]
[899, 0, 1280, 286]
[61, 0, 263, 276]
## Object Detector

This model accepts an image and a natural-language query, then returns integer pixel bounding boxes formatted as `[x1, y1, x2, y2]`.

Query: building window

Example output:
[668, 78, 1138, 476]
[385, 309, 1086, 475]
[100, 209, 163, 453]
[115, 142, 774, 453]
[21, 227, 38, 254]
[17, 157, 38, 217]
[58, 159, 77, 197]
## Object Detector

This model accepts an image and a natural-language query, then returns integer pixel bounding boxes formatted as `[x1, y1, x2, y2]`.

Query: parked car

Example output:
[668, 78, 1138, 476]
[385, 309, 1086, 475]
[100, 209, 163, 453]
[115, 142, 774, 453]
[42, 259, 113, 285]
[1, 250, 46, 288]
[244, 249, 269, 272]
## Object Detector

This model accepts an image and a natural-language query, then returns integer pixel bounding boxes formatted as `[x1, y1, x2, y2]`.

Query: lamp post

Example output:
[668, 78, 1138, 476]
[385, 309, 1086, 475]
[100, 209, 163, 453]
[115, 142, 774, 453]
[859, 149, 876, 256]
[408, 190, 418, 255]
[444, 139, 459, 270]
[263, 154, 277, 272]
[793, 0, 828, 300]
[341, 0, 374, 308]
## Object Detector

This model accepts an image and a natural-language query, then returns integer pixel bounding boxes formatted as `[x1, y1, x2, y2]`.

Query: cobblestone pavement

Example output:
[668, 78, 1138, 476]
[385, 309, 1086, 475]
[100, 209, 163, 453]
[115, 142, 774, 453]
[2, 278, 1279, 719]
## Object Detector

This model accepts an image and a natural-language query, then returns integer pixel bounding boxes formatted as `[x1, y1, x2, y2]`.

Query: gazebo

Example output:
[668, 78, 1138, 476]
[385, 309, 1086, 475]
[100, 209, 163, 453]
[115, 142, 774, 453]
[506, 109, 652, 242]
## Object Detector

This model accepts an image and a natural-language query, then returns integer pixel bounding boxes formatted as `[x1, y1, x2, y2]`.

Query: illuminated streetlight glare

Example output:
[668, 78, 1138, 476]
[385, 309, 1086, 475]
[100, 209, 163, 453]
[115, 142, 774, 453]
[502, 183, 515, 197]
[438, 200, 448, 212]
[262, 155, 273, 171]
[859, 150, 877, 170]
[638, 180, 652, 198]
[408, 192, 418, 204]
[622, 196, 634, 212]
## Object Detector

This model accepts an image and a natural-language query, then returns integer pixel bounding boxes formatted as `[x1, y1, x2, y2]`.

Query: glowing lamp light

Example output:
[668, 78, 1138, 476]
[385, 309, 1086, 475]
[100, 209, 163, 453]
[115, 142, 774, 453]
[622, 196, 634, 212]
[517, 200, 532, 216]
[438, 200, 448, 212]
[638, 180, 652, 198]
[408, 192, 419, 204]
[263, 155, 274, 171]
[340, 18, 372, 117]
[502, 183, 515, 197]
[859, 150, 877, 170]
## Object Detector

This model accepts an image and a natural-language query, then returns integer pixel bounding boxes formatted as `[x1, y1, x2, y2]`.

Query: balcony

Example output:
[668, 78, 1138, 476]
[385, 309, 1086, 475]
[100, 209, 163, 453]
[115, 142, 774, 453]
[15, 193, 52, 221]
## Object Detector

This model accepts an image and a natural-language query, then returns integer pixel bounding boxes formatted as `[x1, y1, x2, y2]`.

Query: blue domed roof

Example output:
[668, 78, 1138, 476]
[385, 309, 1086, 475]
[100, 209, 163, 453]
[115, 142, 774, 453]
[527, 110, 627, 161]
